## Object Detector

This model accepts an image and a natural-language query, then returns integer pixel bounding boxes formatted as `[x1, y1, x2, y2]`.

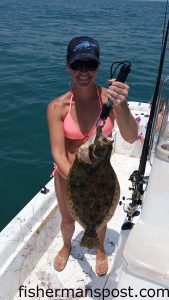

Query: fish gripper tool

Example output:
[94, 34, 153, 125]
[96, 61, 131, 129]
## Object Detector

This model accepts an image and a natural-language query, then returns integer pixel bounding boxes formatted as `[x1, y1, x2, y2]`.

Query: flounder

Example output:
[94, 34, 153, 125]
[66, 127, 120, 249]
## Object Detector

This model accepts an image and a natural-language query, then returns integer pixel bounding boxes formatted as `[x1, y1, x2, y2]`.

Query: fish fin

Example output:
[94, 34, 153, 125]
[80, 230, 101, 249]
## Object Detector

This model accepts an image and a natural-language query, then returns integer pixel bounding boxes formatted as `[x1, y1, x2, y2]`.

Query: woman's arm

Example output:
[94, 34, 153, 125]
[47, 99, 71, 179]
[106, 80, 138, 143]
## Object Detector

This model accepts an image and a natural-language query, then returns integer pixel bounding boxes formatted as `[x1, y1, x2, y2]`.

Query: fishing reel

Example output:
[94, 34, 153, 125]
[120, 169, 151, 230]
[120, 170, 143, 230]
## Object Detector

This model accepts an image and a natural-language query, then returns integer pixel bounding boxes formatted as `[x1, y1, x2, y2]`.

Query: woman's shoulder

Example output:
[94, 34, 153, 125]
[48, 91, 72, 109]
[47, 91, 72, 118]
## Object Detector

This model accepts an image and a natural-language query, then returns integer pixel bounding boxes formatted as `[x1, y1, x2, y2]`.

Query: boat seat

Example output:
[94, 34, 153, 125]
[123, 223, 169, 287]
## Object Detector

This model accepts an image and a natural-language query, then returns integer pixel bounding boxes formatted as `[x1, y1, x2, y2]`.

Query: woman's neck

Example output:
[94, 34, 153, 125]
[72, 84, 98, 103]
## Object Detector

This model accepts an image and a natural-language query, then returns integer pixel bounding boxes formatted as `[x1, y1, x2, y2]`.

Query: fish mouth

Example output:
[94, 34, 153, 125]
[77, 147, 93, 164]
[77, 135, 114, 164]
[91, 137, 113, 160]
[77, 144, 102, 164]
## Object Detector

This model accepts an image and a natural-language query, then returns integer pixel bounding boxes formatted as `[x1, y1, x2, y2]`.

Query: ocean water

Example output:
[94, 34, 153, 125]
[0, 0, 168, 231]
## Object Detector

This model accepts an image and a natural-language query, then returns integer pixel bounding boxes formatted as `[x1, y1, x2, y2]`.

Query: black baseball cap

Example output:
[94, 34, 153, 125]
[67, 36, 100, 64]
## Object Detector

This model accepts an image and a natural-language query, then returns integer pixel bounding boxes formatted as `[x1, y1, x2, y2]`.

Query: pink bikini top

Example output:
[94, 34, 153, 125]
[63, 87, 113, 142]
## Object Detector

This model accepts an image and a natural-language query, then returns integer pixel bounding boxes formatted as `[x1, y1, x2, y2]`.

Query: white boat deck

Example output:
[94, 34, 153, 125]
[13, 153, 142, 300]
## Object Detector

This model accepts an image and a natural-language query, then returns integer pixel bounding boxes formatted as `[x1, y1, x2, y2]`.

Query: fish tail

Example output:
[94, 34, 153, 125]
[80, 229, 100, 249]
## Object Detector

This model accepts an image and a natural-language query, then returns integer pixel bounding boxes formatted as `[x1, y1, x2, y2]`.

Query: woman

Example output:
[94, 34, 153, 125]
[47, 36, 138, 276]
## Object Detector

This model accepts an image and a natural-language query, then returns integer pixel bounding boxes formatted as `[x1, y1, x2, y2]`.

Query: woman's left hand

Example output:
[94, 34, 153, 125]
[106, 79, 129, 107]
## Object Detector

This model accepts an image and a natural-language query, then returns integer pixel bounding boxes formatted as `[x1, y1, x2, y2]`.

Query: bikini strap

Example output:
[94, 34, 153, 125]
[68, 92, 74, 114]
[96, 86, 102, 108]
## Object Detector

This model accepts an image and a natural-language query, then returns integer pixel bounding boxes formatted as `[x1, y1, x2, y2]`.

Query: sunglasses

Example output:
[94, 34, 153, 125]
[69, 60, 99, 71]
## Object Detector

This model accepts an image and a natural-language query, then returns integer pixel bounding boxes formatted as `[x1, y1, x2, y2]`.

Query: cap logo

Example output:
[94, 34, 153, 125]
[73, 41, 96, 52]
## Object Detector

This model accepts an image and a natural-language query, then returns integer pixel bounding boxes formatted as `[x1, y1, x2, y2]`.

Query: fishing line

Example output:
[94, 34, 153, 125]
[161, 0, 169, 52]
[148, 1, 169, 156]
[137, 0, 169, 190]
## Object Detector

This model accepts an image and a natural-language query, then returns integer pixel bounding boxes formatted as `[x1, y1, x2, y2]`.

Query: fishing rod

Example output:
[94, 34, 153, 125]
[122, 13, 169, 230]
[161, 0, 169, 52]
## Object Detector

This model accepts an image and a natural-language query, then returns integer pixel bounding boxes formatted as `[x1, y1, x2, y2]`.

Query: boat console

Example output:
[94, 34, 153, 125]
[115, 81, 169, 294]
